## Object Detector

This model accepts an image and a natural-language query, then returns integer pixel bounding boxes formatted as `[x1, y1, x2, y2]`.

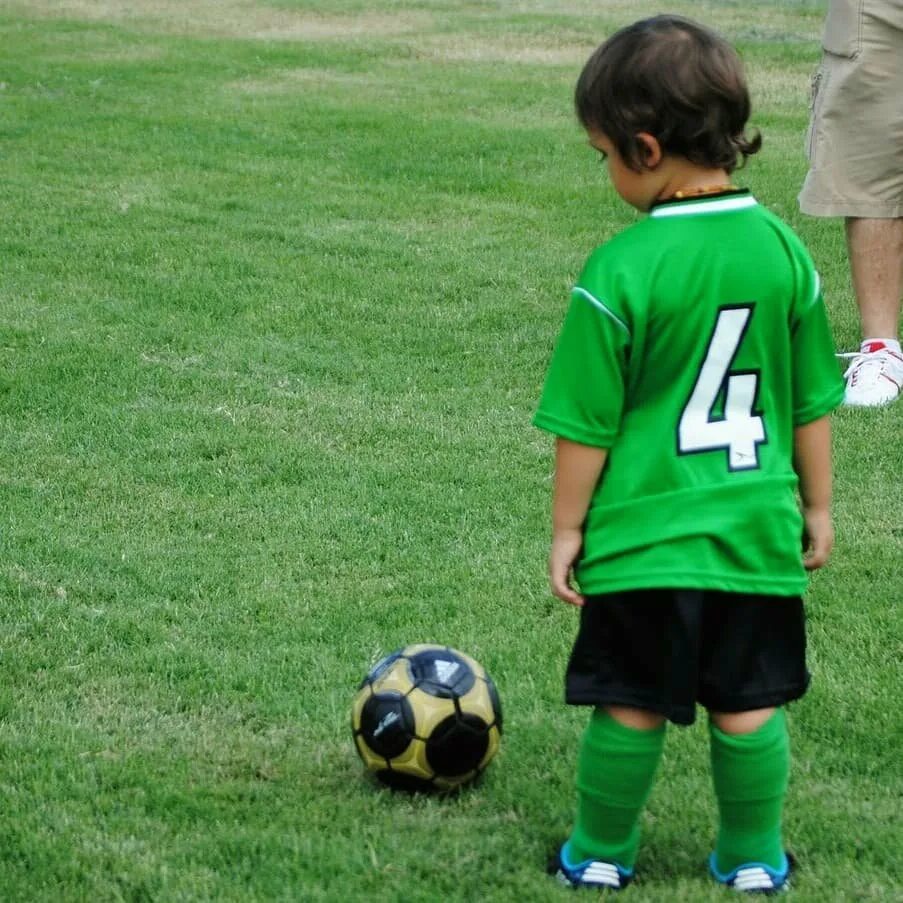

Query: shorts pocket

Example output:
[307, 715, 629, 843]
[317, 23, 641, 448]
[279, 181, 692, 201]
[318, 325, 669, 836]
[822, 0, 863, 57]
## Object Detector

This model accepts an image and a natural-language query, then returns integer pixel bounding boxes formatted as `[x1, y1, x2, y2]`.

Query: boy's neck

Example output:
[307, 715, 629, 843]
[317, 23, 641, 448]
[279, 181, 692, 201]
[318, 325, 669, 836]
[656, 163, 736, 202]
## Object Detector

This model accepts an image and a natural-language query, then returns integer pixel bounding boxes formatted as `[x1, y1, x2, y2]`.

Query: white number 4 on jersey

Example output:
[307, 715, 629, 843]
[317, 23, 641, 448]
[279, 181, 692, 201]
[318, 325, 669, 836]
[678, 306, 766, 471]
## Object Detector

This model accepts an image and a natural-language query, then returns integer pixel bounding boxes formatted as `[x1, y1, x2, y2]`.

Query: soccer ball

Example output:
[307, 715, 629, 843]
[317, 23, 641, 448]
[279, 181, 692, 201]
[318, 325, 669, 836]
[351, 644, 502, 792]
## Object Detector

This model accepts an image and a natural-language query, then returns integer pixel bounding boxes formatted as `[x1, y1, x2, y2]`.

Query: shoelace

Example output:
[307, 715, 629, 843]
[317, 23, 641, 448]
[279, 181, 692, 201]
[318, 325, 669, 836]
[836, 349, 899, 385]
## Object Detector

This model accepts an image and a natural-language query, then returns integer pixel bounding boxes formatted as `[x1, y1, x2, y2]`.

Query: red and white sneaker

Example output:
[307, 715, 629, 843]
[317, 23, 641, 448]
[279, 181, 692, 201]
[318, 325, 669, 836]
[838, 341, 903, 407]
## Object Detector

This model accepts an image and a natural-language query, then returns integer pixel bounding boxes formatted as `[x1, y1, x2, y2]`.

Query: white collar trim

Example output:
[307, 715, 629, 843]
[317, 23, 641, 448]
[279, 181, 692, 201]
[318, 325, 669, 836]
[650, 195, 757, 218]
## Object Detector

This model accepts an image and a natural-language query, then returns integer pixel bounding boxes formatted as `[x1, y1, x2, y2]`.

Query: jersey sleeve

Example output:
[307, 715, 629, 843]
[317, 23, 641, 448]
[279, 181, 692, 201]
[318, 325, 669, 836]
[533, 286, 630, 447]
[790, 275, 845, 425]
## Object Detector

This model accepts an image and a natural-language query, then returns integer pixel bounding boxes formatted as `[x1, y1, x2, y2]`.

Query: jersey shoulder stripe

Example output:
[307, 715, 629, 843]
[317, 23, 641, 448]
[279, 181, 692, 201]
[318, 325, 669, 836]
[571, 286, 630, 336]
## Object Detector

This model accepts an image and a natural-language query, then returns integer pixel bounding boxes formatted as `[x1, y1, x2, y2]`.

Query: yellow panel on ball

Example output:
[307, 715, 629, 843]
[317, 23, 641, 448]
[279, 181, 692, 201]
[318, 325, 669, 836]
[478, 724, 501, 771]
[453, 648, 487, 681]
[386, 736, 432, 782]
[350, 684, 371, 732]
[406, 687, 457, 738]
[369, 657, 415, 696]
[354, 733, 385, 773]
[455, 682, 496, 725]
[400, 643, 442, 656]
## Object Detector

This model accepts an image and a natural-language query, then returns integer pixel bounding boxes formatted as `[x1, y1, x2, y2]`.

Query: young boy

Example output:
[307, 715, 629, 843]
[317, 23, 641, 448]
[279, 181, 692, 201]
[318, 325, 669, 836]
[534, 16, 844, 894]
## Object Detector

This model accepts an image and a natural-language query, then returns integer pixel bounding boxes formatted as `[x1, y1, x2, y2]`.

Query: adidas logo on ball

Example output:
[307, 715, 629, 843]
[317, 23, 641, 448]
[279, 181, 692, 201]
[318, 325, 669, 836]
[373, 710, 400, 738]
[433, 659, 459, 684]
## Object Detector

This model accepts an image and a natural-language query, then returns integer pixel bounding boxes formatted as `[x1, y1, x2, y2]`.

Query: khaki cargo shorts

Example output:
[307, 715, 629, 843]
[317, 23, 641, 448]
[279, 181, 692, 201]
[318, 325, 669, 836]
[799, 0, 903, 218]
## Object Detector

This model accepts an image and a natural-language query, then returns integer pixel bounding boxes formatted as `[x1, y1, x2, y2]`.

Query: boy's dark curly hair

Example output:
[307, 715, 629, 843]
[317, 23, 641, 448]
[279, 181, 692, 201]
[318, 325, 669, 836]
[575, 15, 762, 173]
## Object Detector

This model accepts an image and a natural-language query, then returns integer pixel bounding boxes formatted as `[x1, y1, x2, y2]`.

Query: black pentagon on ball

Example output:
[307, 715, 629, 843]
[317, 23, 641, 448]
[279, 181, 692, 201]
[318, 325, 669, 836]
[407, 648, 475, 699]
[359, 692, 415, 759]
[425, 713, 490, 777]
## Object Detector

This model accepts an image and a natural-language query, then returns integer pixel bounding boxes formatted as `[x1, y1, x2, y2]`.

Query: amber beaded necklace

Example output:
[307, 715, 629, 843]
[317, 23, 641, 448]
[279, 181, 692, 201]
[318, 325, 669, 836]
[671, 184, 738, 199]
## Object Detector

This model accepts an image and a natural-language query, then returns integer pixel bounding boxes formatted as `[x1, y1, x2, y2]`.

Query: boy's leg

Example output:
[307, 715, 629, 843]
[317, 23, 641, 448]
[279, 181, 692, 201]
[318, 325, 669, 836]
[708, 706, 789, 874]
[559, 588, 698, 885]
[567, 705, 666, 869]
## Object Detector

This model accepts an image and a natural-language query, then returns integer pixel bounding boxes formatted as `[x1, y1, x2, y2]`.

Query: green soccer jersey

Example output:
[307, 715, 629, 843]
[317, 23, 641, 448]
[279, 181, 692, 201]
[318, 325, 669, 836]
[534, 191, 844, 596]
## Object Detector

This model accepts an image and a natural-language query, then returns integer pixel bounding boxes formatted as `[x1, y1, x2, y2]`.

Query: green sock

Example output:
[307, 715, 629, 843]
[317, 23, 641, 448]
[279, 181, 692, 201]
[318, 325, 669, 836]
[709, 709, 789, 873]
[567, 710, 666, 870]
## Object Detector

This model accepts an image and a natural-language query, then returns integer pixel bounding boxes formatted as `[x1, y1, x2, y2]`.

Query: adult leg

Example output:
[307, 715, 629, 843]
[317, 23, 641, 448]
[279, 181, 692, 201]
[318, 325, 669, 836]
[846, 217, 903, 339]
[841, 220, 903, 404]
[799, 0, 903, 404]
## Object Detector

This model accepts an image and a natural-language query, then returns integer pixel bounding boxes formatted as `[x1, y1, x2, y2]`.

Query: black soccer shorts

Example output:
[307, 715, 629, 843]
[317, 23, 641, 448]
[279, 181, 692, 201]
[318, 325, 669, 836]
[565, 589, 809, 725]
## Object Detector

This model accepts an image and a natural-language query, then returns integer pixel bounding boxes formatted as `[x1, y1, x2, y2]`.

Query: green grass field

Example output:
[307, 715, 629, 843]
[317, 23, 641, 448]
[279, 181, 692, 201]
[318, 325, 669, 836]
[1, 1, 900, 900]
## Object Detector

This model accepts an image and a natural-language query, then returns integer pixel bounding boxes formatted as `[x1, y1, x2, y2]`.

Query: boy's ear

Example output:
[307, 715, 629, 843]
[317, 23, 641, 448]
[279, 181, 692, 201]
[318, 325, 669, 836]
[635, 133, 663, 168]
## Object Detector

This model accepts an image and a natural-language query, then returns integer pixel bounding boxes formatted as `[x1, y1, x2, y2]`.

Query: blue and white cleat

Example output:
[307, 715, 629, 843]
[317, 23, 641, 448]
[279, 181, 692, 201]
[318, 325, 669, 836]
[548, 843, 634, 891]
[709, 852, 793, 894]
